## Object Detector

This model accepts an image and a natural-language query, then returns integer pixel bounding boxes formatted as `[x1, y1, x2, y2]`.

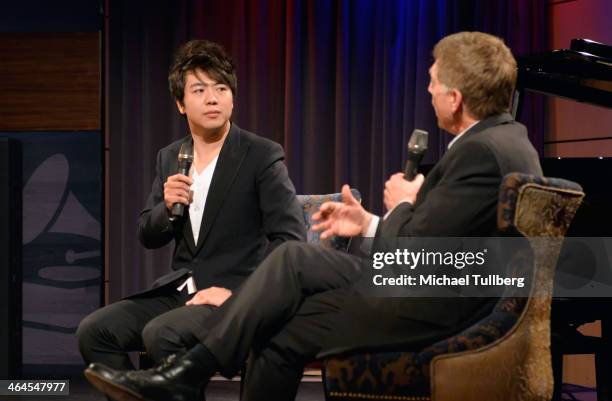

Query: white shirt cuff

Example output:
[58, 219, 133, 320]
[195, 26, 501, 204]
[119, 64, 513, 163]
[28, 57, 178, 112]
[364, 215, 380, 238]
[360, 215, 380, 255]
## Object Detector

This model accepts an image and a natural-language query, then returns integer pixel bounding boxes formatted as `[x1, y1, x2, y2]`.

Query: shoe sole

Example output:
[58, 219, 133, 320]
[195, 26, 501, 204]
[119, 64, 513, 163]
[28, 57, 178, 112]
[84, 369, 147, 401]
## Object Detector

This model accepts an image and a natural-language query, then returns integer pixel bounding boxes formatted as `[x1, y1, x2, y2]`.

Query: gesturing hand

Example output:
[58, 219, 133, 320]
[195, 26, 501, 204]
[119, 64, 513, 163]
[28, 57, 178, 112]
[312, 185, 373, 239]
[186, 287, 232, 307]
[164, 174, 194, 212]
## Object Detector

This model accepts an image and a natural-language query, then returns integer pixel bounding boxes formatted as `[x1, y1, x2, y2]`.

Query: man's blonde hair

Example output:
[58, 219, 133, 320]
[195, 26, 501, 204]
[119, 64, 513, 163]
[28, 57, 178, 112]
[433, 32, 517, 119]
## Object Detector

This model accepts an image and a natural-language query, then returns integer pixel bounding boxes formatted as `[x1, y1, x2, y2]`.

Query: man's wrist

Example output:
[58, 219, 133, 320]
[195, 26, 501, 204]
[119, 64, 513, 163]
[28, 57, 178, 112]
[361, 212, 374, 236]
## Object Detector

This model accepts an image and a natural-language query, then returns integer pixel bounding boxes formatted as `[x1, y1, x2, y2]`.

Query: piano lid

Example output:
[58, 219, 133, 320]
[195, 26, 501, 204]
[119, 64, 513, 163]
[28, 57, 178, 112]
[570, 38, 612, 60]
[516, 38, 612, 109]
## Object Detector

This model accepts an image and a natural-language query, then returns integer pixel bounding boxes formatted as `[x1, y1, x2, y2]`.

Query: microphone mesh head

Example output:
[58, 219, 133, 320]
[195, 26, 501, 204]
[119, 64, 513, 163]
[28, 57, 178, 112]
[178, 141, 194, 161]
[408, 129, 429, 152]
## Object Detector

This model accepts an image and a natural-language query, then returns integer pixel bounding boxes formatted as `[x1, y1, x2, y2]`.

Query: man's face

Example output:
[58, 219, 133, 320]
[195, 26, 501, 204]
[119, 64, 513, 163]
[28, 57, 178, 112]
[176, 69, 233, 135]
[428, 62, 456, 133]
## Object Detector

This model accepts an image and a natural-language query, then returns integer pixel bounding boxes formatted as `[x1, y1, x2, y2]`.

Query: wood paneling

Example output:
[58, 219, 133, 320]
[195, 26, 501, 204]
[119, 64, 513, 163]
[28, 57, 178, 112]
[0, 32, 100, 131]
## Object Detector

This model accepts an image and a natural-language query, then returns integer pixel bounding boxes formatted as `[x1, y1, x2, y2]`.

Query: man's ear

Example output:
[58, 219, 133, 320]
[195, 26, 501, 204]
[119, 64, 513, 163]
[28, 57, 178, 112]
[449, 89, 463, 114]
[175, 99, 186, 114]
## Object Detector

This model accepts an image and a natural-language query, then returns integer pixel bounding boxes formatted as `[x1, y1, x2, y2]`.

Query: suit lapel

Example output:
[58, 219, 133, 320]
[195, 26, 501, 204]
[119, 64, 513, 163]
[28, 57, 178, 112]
[194, 124, 249, 253]
[183, 210, 197, 253]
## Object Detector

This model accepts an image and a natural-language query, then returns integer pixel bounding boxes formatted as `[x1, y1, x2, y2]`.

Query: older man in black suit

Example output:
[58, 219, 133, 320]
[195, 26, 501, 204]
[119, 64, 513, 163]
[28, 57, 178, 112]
[76, 40, 306, 371]
[85, 32, 543, 401]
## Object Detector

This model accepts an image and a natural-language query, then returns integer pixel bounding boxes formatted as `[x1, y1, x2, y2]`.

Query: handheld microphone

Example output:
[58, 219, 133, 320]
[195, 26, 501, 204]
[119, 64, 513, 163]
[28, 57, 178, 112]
[404, 129, 429, 180]
[171, 141, 194, 220]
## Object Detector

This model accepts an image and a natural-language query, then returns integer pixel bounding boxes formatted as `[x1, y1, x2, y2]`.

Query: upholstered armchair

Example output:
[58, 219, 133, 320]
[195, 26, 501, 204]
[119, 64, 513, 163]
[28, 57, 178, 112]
[297, 189, 362, 251]
[323, 173, 584, 401]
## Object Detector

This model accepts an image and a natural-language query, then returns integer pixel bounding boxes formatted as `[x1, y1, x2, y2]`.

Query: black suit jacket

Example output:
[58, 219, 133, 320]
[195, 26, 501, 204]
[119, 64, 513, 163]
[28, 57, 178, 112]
[321, 113, 543, 356]
[136, 123, 306, 294]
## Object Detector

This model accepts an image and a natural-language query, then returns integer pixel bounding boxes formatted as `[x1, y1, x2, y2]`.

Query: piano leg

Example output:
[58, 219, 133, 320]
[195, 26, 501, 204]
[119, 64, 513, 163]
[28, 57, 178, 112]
[595, 317, 611, 401]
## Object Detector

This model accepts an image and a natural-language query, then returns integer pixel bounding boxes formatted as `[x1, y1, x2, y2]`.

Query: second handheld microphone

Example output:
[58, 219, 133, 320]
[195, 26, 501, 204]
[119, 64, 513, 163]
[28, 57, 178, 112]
[404, 129, 429, 180]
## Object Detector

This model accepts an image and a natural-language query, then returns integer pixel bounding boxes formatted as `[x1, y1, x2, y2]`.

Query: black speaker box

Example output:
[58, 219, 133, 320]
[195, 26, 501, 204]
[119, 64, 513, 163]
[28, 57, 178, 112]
[0, 137, 22, 379]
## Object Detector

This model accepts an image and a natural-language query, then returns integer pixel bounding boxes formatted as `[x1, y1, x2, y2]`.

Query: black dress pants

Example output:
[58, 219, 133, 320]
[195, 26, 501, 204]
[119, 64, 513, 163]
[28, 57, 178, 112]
[200, 242, 448, 400]
[196, 241, 364, 400]
[76, 284, 215, 369]
[242, 288, 351, 401]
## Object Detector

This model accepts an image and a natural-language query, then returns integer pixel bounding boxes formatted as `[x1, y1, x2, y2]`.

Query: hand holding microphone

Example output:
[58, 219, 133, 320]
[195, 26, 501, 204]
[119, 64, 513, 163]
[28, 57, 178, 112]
[164, 141, 194, 220]
[383, 129, 429, 211]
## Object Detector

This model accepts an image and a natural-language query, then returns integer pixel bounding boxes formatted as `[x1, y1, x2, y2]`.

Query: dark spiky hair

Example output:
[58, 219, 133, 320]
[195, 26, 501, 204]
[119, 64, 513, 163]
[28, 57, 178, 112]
[168, 40, 237, 102]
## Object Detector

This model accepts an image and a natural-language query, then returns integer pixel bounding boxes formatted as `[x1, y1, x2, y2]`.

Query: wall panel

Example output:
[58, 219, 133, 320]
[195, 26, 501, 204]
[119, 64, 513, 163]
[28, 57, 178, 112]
[0, 32, 100, 131]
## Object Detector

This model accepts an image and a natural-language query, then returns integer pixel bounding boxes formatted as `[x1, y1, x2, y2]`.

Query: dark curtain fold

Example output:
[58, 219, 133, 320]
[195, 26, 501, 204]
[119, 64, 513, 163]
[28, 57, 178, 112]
[107, 0, 548, 300]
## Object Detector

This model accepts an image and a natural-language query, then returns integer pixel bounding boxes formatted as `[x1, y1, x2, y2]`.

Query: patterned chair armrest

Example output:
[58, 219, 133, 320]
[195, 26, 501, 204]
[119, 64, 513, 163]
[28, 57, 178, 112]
[297, 189, 361, 250]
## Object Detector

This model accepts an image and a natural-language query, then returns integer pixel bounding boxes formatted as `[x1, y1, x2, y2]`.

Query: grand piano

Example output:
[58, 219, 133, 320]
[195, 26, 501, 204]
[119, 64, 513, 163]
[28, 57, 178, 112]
[514, 38, 612, 400]
[514, 38, 612, 114]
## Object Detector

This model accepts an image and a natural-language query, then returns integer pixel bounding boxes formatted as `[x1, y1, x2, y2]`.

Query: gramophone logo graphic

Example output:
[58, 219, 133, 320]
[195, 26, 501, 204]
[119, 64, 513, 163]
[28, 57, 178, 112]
[22, 151, 101, 365]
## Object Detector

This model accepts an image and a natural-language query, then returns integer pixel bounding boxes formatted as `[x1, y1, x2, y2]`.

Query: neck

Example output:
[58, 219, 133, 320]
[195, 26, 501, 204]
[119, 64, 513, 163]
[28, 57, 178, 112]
[191, 121, 230, 148]
[190, 123, 230, 170]
[449, 113, 478, 136]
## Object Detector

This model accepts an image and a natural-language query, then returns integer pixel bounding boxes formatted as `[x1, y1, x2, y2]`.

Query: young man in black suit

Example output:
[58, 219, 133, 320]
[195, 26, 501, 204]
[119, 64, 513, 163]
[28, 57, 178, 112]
[85, 32, 543, 401]
[76, 40, 306, 371]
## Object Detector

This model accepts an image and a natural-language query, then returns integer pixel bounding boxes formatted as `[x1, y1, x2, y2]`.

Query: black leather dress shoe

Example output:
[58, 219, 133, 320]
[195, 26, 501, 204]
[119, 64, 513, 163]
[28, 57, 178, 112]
[85, 363, 141, 401]
[86, 362, 119, 381]
[84, 354, 206, 401]
[85, 363, 136, 401]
